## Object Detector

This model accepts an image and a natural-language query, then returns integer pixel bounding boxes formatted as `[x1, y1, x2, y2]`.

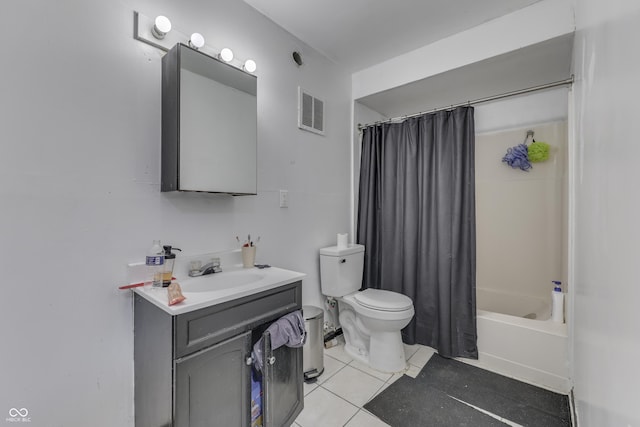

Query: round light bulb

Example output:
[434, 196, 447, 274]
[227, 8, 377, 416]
[189, 33, 205, 49]
[243, 59, 257, 73]
[151, 16, 172, 39]
[219, 48, 234, 62]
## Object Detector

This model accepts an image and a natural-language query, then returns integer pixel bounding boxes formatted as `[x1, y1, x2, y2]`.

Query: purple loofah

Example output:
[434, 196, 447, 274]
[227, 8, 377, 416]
[502, 143, 532, 171]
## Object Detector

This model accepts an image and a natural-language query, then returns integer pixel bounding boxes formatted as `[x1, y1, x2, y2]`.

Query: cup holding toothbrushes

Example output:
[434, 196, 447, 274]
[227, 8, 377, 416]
[241, 246, 256, 268]
[238, 234, 259, 268]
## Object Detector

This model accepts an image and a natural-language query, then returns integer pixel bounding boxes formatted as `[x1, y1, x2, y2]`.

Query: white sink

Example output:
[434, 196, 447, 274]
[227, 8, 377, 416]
[181, 271, 265, 293]
[135, 266, 306, 315]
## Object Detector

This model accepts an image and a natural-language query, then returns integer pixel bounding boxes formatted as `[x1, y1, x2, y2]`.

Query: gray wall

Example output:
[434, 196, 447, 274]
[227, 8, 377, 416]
[0, 1, 350, 425]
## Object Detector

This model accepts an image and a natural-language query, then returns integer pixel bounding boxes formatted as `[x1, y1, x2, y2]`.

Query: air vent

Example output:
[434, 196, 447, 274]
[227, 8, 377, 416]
[298, 87, 324, 135]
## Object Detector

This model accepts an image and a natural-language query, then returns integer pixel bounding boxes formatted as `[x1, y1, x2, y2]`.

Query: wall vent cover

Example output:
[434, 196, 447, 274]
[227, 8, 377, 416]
[298, 87, 324, 135]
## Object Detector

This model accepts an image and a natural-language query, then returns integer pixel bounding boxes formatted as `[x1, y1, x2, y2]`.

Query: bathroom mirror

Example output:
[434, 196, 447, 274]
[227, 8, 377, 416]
[161, 43, 257, 195]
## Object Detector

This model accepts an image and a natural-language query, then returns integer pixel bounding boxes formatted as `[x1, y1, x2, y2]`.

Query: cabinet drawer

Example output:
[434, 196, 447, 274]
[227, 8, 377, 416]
[174, 281, 301, 357]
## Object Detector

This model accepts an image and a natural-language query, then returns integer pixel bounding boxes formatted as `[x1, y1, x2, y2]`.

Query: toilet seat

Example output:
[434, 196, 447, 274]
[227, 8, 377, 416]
[354, 289, 413, 312]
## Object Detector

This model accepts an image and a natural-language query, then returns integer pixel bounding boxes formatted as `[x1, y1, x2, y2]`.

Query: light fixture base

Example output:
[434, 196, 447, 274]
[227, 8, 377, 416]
[134, 11, 180, 52]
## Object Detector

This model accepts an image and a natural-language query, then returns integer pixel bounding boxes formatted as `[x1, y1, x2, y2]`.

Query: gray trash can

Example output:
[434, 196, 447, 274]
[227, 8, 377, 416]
[302, 305, 324, 381]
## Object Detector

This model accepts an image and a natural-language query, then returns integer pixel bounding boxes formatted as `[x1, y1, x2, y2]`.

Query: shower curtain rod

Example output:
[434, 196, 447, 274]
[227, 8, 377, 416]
[357, 75, 574, 131]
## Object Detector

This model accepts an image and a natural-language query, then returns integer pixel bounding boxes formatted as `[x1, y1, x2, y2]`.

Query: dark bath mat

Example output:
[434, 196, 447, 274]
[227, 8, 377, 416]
[364, 374, 508, 427]
[365, 354, 571, 427]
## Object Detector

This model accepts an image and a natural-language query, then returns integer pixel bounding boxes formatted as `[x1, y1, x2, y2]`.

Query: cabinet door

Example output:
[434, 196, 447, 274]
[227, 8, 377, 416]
[174, 331, 251, 427]
[262, 331, 304, 427]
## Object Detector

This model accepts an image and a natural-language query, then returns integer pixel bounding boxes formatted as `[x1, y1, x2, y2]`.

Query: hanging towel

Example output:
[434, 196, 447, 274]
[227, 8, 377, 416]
[252, 310, 306, 372]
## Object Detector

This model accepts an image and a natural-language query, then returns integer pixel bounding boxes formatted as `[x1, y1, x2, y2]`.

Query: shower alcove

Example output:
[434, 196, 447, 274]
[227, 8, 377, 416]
[352, 33, 574, 392]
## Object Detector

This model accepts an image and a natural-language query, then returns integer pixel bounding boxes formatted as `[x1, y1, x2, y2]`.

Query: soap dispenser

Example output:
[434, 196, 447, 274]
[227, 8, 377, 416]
[162, 245, 181, 287]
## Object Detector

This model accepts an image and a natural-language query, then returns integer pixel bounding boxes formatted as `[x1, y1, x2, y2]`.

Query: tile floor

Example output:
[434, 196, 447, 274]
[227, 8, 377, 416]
[292, 343, 437, 427]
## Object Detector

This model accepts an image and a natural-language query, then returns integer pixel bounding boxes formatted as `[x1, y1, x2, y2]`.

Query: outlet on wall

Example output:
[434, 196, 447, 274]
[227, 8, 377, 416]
[279, 189, 289, 208]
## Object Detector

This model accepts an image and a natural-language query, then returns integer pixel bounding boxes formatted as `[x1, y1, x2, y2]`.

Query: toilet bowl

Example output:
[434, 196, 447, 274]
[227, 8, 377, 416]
[319, 244, 415, 373]
[338, 289, 414, 372]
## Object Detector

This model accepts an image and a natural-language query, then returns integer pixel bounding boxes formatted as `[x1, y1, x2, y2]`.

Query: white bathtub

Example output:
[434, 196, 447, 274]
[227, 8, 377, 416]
[460, 288, 570, 393]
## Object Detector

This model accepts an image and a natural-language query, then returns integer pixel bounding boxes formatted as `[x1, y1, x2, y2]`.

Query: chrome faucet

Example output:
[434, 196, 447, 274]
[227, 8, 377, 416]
[188, 258, 222, 277]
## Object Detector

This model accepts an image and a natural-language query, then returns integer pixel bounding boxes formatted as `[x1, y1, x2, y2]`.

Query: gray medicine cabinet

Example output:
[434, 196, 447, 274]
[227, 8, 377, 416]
[161, 43, 257, 195]
[134, 280, 304, 427]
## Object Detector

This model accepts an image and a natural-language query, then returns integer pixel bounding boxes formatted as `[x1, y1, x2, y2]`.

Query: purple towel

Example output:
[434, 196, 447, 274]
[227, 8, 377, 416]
[252, 310, 306, 371]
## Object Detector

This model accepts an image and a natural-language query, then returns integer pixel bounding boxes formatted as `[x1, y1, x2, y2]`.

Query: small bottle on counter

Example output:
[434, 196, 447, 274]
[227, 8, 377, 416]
[146, 240, 164, 288]
[551, 281, 564, 323]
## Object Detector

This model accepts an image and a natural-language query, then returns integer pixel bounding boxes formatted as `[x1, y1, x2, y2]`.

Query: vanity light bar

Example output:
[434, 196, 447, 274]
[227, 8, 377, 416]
[133, 11, 257, 74]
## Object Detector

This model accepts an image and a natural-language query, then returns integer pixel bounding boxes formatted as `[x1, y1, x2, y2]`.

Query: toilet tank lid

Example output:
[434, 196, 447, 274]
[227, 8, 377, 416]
[354, 289, 413, 311]
[319, 244, 365, 256]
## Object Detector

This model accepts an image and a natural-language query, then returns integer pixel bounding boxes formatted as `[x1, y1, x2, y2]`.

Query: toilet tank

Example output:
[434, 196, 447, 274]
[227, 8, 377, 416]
[319, 244, 365, 297]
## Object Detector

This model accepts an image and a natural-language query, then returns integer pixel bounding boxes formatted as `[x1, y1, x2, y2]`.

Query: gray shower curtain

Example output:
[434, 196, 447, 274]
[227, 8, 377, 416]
[357, 106, 477, 359]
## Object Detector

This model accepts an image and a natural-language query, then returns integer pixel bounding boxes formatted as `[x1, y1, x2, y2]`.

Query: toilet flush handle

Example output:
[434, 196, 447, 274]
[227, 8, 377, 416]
[340, 258, 346, 264]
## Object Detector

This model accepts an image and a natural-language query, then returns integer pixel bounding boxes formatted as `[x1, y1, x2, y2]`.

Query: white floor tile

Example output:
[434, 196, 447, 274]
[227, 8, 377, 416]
[324, 343, 353, 364]
[303, 380, 318, 396]
[408, 345, 436, 369]
[370, 370, 405, 400]
[317, 353, 346, 384]
[370, 381, 390, 400]
[348, 359, 394, 382]
[345, 410, 391, 427]
[388, 372, 404, 384]
[295, 387, 358, 427]
[403, 343, 420, 360]
[321, 365, 386, 407]
[404, 363, 422, 378]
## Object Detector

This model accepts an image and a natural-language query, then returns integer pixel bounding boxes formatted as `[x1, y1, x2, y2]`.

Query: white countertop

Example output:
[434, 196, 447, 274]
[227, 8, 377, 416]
[134, 266, 306, 315]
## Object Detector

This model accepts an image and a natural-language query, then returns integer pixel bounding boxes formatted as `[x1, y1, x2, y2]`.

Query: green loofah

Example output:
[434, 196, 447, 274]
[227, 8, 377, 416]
[528, 141, 550, 162]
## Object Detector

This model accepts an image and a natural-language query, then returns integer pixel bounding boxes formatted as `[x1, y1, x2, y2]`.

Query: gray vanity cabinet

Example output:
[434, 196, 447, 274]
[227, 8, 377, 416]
[174, 331, 252, 426]
[262, 335, 304, 427]
[134, 281, 303, 427]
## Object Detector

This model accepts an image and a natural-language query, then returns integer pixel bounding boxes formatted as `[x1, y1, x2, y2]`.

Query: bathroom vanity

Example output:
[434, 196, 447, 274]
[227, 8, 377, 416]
[134, 268, 305, 427]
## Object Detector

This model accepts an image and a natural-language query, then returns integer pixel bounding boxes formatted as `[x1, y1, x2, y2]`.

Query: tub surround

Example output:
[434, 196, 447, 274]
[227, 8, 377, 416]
[477, 287, 553, 321]
[476, 122, 567, 302]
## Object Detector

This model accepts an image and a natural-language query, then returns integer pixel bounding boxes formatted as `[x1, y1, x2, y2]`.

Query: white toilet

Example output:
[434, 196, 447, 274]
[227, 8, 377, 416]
[320, 244, 415, 373]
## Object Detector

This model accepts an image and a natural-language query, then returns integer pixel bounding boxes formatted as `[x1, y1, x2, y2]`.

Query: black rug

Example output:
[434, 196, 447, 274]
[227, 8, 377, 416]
[364, 354, 571, 427]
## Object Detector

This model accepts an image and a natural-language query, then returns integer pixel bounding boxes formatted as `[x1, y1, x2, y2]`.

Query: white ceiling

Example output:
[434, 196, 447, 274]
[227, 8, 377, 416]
[243, 0, 544, 72]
